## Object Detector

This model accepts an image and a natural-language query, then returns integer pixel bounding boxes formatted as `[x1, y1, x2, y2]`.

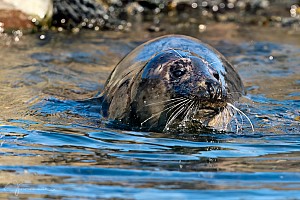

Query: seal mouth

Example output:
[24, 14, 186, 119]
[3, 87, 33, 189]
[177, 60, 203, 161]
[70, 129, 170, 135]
[192, 108, 221, 123]
[191, 102, 226, 123]
[161, 95, 228, 131]
[188, 95, 228, 112]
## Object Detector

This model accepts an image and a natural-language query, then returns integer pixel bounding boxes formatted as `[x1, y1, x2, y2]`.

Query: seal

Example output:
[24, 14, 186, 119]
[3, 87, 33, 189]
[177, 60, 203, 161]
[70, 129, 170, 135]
[100, 35, 246, 132]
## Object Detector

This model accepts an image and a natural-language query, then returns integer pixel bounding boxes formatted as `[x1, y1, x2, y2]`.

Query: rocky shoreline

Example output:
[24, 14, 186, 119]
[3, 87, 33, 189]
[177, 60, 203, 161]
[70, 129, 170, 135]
[0, 0, 299, 34]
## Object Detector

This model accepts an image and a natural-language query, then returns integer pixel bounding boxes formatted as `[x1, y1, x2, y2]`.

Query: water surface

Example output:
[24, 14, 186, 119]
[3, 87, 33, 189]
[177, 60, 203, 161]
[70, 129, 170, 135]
[0, 25, 299, 199]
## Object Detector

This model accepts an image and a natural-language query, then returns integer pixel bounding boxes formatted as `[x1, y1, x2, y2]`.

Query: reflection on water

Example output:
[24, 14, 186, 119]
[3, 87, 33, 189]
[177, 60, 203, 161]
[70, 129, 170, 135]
[0, 26, 299, 199]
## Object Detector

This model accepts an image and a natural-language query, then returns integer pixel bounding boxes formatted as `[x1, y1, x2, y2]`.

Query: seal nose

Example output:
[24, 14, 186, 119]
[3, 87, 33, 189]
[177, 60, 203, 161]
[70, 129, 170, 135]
[206, 80, 222, 100]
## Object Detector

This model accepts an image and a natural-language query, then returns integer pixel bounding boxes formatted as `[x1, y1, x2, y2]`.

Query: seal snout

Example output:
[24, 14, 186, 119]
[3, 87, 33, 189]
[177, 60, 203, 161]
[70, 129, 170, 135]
[196, 73, 224, 103]
[206, 80, 222, 100]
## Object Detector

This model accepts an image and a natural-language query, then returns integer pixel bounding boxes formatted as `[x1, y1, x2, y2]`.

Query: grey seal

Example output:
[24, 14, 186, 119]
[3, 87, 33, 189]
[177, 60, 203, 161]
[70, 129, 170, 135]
[100, 35, 245, 132]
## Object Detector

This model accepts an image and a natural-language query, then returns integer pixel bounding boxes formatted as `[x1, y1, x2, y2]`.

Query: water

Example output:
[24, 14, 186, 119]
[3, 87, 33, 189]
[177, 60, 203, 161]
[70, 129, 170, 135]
[0, 25, 299, 199]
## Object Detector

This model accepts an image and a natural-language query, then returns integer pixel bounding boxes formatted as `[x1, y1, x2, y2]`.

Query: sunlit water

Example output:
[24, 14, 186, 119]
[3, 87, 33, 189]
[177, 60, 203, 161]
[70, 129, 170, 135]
[0, 25, 299, 199]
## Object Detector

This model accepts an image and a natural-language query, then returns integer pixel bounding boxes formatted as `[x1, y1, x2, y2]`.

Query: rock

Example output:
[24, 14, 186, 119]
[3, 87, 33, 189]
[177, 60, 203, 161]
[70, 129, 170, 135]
[0, 0, 52, 32]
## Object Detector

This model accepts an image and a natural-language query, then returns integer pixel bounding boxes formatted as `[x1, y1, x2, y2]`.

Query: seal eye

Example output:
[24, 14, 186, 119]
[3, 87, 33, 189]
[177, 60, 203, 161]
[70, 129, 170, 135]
[171, 69, 186, 78]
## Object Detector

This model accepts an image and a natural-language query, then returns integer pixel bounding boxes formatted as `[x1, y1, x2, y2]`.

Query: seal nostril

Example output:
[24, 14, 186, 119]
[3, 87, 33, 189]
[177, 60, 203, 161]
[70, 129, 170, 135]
[208, 68, 220, 81]
[206, 80, 222, 100]
[213, 72, 220, 81]
[216, 87, 222, 99]
[206, 82, 215, 99]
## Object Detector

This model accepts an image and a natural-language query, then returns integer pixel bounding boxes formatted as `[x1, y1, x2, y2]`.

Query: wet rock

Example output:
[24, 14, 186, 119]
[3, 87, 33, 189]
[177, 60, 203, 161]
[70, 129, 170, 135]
[0, 0, 52, 32]
[52, 0, 116, 30]
[0, 10, 34, 31]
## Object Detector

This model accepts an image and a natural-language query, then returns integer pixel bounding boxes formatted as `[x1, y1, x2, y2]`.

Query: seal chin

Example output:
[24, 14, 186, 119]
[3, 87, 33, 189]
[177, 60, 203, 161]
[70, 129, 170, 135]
[161, 96, 230, 132]
[192, 104, 227, 123]
[207, 105, 234, 131]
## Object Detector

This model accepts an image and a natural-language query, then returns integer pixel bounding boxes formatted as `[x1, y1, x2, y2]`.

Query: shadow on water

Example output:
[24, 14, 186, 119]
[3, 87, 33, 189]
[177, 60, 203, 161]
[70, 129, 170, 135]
[0, 26, 299, 199]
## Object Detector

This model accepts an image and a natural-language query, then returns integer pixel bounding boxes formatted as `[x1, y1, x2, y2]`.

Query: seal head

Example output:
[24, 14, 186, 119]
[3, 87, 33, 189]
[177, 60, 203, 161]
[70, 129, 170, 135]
[100, 35, 245, 132]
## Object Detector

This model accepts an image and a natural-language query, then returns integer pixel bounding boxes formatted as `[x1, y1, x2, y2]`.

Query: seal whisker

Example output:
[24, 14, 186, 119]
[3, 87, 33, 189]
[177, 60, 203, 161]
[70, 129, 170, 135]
[237, 109, 244, 127]
[183, 100, 195, 122]
[140, 97, 186, 114]
[163, 97, 188, 110]
[193, 100, 201, 118]
[227, 103, 254, 132]
[227, 105, 243, 133]
[160, 98, 188, 109]
[164, 104, 187, 131]
[165, 98, 190, 116]
[141, 98, 190, 126]
[144, 97, 186, 107]
[235, 107, 247, 133]
[149, 98, 190, 130]
[140, 104, 176, 126]
[179, 100, 196, 128]
[225, 107, 235, 131]
[165, 99, 192, 128]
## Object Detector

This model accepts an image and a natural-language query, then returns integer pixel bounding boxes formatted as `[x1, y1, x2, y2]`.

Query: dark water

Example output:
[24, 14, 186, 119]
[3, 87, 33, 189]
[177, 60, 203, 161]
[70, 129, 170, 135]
[0, 26, 299, 199]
